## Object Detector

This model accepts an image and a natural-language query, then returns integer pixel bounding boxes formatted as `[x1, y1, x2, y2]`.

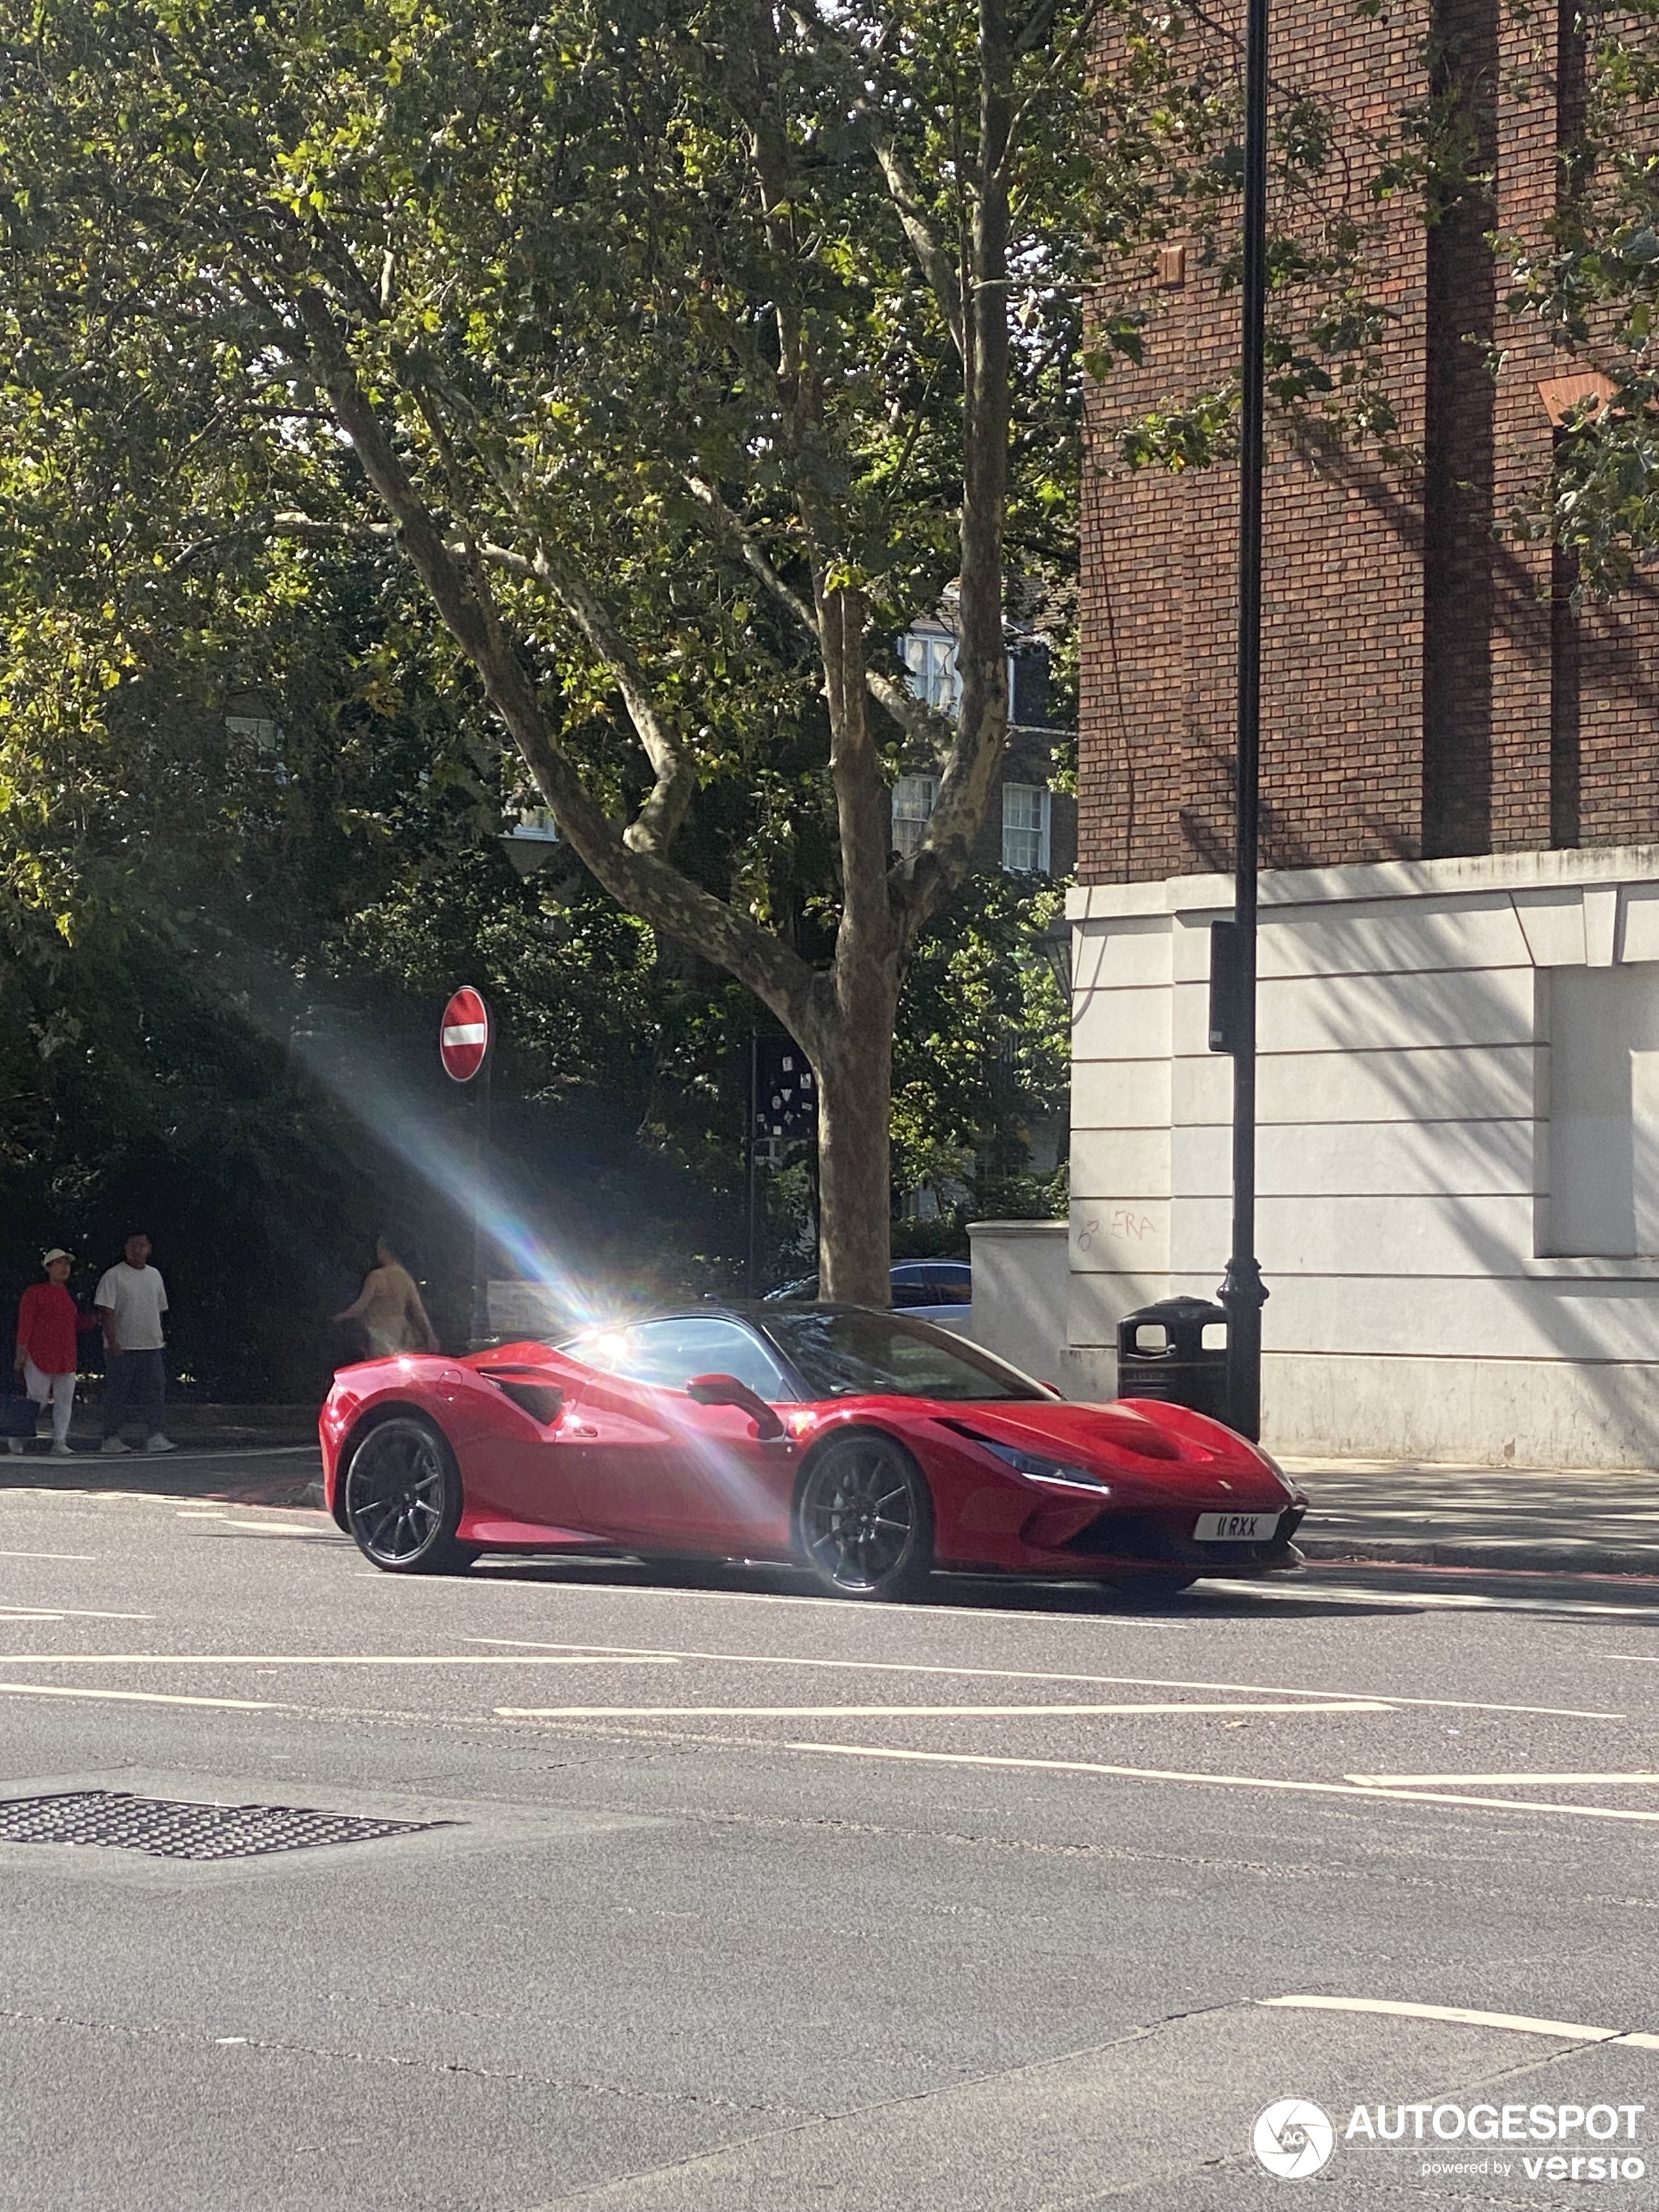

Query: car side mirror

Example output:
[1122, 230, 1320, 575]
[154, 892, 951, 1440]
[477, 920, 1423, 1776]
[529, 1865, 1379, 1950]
[685, 1373, 786, 1441]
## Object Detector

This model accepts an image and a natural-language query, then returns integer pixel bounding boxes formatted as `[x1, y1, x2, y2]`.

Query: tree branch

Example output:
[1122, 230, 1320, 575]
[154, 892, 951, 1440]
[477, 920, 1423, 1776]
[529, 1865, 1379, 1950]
[861, 121, 967, 359]
[283, 291, 816, 1018]
[682, 473, 958, 758]
[405, 370, 700, 858]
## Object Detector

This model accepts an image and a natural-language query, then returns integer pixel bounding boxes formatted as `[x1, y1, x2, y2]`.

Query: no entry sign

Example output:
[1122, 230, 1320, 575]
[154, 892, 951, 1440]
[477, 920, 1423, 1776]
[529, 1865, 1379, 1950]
[440, 986, 491, 1082]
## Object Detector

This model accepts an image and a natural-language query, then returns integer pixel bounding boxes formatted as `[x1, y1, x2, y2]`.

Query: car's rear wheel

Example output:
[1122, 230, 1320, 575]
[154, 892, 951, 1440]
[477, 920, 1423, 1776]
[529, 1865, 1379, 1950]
[795, 1434, 933, 1601]
[1099, 1569, 1198, 1600]
[344, 1415, 476, 1575]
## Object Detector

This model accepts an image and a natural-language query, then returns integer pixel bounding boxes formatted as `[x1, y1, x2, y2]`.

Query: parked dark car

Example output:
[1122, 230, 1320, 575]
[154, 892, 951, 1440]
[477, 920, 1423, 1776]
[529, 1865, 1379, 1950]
[765, 1260, 971, 1328]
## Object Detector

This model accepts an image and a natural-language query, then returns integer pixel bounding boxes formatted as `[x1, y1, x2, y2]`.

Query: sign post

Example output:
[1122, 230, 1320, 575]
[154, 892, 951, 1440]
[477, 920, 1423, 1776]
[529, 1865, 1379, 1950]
[745, 1037, 817, 1298]
[440, 987, 492, 1345]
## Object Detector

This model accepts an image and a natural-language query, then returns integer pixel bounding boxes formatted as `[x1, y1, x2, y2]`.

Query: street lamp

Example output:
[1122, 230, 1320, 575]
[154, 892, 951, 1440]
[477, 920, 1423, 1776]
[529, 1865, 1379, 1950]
[1035, 912, 1072, 999]
[1216, 0, 1272, 1439]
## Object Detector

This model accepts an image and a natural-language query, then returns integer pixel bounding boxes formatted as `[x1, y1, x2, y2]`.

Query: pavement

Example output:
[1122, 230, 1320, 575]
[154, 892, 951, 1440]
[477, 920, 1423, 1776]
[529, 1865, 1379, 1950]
[3, 1453, 1659, 2209]
[1283, 1456, 1659, 1579]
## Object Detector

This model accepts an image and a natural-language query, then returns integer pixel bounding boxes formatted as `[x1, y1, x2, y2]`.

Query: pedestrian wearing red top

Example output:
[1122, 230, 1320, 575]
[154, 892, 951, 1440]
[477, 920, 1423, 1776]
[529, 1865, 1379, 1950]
[13, 1249, 97, 1456]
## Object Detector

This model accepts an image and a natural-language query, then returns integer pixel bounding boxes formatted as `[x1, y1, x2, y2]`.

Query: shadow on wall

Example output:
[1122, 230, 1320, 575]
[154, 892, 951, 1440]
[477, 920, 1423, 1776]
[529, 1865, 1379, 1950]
[1267, 888, 1659, 1465]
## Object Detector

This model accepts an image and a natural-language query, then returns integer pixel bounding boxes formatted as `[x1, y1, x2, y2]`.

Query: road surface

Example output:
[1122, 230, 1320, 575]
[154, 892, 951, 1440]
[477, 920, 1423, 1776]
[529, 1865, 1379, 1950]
[3, 1449, 1658, 2209]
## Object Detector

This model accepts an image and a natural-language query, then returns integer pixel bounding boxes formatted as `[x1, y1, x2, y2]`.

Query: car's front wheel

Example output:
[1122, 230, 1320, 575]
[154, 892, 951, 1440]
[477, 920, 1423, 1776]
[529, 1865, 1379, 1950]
[795, 1434, 933, 1601]
[344, 1415, 476, 1575]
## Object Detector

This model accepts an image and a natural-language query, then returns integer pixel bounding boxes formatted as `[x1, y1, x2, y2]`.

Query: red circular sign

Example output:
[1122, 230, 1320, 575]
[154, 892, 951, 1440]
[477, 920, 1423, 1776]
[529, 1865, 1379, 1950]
[439, 986, 491, 1082]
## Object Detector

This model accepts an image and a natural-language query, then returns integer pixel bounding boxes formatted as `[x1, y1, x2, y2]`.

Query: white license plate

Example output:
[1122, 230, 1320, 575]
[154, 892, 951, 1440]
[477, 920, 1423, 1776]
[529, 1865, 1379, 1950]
[1193, 1511, 1277, 1542]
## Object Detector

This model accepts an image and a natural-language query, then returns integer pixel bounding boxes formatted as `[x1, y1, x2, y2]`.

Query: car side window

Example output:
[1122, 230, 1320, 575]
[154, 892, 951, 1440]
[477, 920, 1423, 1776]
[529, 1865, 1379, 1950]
[889, 1266, 937, 1309]
[603, 1318, 794, 1401]
[929, 1264, 972, 1306]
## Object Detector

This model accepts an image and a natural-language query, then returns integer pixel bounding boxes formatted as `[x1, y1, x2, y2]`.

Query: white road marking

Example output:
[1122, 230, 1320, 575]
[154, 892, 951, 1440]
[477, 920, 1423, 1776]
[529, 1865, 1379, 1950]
[0, 1653, 682, 1667]
[464, 1637, 1620, 1720]
[0, 1608, 153, 1622]
[1261, 1995, 1659, 2050]
[496, 1699, 1391, 1720]
[0, 1684, 275, 1710]
[1208, 1577, 1659, 1623]
[1349, 1771, 1659, 1788]
[210, 1524, 329, 1537]
[786, 1742, 1659, 1825]
[0, 1550, 97, 1561]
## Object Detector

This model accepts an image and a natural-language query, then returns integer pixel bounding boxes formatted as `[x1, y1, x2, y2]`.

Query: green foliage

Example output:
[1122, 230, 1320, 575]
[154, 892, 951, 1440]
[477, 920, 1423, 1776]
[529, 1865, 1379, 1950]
[1502, 0, 1659, 595]
[1089, 1, 1413, 472]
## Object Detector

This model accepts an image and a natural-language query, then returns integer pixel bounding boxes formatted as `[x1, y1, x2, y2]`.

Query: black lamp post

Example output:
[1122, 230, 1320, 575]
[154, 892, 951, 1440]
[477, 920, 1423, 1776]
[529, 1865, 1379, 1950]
[1037, 912, 1073, 999]
[1217, 0, 1271, 1439]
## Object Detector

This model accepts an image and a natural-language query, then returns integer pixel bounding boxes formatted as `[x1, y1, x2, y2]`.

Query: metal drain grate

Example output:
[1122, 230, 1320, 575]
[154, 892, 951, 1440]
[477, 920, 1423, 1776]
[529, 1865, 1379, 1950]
[0, 1789, 451, 1861]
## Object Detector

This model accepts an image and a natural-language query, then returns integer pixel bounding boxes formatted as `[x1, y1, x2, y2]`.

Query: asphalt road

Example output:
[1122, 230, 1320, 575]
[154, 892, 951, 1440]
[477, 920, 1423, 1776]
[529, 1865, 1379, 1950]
[4, 1450, 1659, 2211]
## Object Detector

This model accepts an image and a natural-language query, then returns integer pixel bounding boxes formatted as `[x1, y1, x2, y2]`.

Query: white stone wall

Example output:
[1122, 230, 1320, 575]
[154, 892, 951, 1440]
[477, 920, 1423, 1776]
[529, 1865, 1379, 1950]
[1063, 845, 1659, 1467]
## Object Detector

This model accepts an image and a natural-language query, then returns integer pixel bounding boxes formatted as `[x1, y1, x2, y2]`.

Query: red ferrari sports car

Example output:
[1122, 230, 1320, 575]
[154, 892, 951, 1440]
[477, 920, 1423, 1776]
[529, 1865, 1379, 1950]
[319, 1304, 1306, 1601]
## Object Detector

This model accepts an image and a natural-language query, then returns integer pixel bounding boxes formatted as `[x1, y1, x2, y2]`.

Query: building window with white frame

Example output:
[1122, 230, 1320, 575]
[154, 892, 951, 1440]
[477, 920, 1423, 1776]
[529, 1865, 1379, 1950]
[1001, 783, 1052, 873]
[891, 774, 939, 857]
[899, 630, 961, 715]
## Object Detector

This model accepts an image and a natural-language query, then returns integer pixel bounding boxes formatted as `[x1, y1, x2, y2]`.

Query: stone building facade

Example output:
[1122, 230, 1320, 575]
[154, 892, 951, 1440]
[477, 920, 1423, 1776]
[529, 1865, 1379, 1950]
[1052, 0, 1659, 1464]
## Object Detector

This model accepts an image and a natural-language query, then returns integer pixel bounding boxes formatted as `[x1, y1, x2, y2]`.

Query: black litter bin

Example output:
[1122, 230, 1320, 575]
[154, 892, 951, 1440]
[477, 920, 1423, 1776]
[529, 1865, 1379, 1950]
[1116, 1296, 1231, 1424]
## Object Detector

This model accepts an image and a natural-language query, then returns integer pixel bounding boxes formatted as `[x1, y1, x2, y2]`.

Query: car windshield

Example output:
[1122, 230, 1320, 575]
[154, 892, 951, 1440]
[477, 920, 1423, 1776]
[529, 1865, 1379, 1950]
[762, 1307, 1046, 1402]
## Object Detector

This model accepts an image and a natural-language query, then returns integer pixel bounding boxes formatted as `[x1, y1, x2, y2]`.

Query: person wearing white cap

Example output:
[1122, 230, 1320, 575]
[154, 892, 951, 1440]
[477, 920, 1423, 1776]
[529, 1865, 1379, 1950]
[13, 1249, 98, 1456]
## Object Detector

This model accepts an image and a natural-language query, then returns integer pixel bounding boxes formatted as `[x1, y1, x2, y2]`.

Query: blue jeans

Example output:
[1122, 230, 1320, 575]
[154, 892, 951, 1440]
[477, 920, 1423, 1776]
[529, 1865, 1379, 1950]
[103, 1350, 166, 1439]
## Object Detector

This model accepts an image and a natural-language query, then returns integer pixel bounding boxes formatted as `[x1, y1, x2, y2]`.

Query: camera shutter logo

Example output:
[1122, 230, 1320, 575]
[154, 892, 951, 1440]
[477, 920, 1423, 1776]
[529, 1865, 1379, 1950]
[1253, 2100, 1336, 2179]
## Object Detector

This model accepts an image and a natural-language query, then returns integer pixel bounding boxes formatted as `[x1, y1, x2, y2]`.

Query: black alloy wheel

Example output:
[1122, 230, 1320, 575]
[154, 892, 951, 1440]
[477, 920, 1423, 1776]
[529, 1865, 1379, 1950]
[795, 1434, 933, 1601]
[344, 1415, 476, 1575]
[1100, 1569, 1198, 1601]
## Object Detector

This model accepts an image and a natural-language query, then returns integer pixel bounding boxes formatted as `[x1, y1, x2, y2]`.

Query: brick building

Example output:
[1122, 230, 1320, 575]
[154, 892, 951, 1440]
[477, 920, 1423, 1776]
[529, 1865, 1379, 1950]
[1040, 0, 1659, 1463]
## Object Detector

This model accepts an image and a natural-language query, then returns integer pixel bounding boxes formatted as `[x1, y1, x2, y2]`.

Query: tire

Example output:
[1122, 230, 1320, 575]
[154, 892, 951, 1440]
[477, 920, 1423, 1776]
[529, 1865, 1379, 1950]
[343, 1414, 477, 1575]
[795, 1433, 933, 1601]
[1100, 1569, 1198, 1600]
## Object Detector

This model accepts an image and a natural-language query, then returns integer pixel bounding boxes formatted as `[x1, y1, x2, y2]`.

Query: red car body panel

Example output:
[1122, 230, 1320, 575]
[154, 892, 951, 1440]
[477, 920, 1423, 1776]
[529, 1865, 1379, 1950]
[320, 1321, 1306, 1583]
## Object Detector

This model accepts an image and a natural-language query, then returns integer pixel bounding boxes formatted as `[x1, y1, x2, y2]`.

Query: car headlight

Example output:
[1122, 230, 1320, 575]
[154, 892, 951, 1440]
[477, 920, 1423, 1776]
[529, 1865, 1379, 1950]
[981, 1440, 1112, 1494]
[1257, 1449, 1298, 1498]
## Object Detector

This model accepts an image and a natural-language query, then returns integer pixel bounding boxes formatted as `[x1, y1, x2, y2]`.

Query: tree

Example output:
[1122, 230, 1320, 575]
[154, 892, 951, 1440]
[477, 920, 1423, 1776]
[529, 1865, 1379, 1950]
[1506, 0, 1659, 595]
[3, 0, 1118, 1302]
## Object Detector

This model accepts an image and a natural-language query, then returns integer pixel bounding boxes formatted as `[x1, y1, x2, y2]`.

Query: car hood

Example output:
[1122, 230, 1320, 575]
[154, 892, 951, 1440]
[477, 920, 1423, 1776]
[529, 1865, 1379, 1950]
[931, 1397, 1296, 1499]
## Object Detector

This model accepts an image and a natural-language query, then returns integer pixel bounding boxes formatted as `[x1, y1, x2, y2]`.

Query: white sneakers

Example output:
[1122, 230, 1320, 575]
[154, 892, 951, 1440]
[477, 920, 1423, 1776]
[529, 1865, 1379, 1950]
[144, 1434, 176, 1453]
[101, 1437, 131, 1454]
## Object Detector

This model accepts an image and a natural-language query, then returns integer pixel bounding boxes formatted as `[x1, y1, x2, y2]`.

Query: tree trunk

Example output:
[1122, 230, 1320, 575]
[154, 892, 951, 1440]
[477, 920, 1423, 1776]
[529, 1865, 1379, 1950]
[811, 959, 900, 1308]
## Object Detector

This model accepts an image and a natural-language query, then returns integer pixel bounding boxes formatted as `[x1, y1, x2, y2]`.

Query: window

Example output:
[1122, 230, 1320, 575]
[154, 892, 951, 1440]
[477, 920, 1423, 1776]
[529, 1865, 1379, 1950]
[570, 1317, 794, 1401]
[226, 713, 287, 782]
[509, 805, 559, 844]
[891, 774, 939, 858]
[899, 628, 1019, 721]
[900, 630, 960, 714]
[1001, 783, 1052, 873]
[1545, 966, 1659, 1257]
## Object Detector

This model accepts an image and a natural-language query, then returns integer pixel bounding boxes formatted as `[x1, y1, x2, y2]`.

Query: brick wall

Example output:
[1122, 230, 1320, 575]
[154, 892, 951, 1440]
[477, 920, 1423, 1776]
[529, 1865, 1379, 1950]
[1080, 0, 1658, 884]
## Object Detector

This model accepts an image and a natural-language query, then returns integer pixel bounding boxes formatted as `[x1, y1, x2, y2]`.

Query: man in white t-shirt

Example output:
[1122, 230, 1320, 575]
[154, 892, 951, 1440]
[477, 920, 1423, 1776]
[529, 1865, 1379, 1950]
[95, 1233, 174, 1454]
